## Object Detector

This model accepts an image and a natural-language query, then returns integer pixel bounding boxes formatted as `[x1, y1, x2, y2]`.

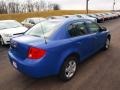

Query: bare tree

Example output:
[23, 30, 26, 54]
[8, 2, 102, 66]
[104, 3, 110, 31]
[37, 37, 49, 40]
[53, 4, 60, 10]
[0, 1, 7, 14]
[8, 2, 16, 13]
[0, 0, 60, 14]
[47, 2, 54, 10]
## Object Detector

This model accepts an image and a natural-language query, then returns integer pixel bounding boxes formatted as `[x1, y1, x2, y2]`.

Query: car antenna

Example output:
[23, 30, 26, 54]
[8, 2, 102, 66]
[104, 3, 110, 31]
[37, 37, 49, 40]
[40, 23, 47, 44]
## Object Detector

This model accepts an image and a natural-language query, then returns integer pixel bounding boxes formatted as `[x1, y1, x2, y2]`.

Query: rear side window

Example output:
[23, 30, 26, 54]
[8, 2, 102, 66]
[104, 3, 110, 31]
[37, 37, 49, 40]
[68, 22, 88, 37]
[86, 21, 100, 33]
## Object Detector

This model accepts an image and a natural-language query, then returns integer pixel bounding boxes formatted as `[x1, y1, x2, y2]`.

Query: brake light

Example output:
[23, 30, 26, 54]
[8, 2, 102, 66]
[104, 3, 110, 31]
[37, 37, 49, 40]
[28, 47, 46, 59]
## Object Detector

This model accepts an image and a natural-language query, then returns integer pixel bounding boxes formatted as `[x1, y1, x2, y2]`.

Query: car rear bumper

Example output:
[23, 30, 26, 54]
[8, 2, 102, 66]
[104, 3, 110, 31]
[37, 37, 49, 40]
[8, 50, 59, 78]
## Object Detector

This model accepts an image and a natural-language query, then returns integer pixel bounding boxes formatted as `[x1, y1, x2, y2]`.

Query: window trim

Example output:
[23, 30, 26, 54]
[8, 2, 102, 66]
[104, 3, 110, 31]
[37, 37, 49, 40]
[67, 21, 89, 38]
[85, 21, 101, 34]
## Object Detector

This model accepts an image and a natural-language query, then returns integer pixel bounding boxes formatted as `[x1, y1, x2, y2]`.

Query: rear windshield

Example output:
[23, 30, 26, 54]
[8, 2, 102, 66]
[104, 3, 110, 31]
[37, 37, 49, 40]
[0, 21, 22, 30]
[25, 20, 61, 37]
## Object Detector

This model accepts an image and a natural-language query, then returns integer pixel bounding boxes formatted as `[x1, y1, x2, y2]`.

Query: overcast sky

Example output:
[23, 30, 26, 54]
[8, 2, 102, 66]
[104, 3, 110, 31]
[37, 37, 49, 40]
[46, 0, 120, 10]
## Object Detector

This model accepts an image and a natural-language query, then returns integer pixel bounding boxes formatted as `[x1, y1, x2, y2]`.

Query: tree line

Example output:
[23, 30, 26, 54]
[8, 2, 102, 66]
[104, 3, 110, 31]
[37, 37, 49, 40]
[0, 0, 60, 14]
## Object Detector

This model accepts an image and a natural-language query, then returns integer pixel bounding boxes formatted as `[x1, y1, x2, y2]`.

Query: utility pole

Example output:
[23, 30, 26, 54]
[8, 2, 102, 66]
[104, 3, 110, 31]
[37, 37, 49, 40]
[86, 0, 89, 14]
[113, 0, 115, 11]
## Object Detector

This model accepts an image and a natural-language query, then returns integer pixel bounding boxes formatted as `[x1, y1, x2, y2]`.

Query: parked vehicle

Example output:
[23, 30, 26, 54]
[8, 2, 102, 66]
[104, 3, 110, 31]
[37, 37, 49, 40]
[62, 15, 78, 18]
[104, 12, 115, 19]
[47, 16, 65, 19]
[8, 18, 111, 81]
[99, 13, 111, 20]
[21, 17, 46, 29]
[87, 14, 104, 23]
[111, 12, 119, 18]
[94, 13, 107, 21]
[103, 13, 113, 20]
[115, 12, 120, 17]
[0, 20, 28, 45]
[75, 14, 97, 22]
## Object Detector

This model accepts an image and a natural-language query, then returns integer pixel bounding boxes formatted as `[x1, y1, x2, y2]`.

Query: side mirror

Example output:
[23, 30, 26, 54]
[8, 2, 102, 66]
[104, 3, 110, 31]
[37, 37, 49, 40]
[99, 27, 107, 32]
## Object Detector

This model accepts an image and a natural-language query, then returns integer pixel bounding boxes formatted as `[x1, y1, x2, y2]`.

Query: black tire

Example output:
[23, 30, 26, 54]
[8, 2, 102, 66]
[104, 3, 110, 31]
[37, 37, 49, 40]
[59, 55, 78, 81]
[0, 37, 5, 46]
[103, 38, 110, 50]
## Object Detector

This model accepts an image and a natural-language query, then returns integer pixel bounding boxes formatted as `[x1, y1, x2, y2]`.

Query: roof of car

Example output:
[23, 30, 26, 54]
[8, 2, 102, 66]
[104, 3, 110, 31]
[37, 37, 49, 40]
[0, 20, 17, 23]
[27, 17, 45, 19]
[47, 18, 92, 23]
[75, 14, 85, 15]
[48, 16, 63, 17]
[46, 16, 65, 19]
[63, 14, 76, 16]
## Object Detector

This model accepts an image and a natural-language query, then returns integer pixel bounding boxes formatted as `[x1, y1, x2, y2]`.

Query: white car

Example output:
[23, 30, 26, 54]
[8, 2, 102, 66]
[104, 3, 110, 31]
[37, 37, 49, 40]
[21, 17, 46, 29]
[103, 13, 114, 19]
[111, 12, 119, 18]
[0, 20, 28, 45]
[46, 16, 65, 19]
[115, 12, 120, 17]
[75, 14, 97, 23]
[62, 15, 79, 19]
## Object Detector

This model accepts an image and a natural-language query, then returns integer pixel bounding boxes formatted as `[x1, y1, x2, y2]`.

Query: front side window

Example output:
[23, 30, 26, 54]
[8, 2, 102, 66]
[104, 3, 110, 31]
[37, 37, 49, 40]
[68, 22, 88, 37]
[86, 21, 100, 33]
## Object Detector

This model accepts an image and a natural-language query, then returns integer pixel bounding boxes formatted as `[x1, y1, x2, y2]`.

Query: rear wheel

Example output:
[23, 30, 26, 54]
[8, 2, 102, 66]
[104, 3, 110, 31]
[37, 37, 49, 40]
[59, 55, 78, 81]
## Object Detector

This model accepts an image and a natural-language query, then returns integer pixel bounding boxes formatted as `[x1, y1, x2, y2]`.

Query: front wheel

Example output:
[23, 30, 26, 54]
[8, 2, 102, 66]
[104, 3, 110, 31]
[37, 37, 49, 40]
[0, 37, 5, 46]
[103, 38, 110, 50]
[59, 56, 78, 81]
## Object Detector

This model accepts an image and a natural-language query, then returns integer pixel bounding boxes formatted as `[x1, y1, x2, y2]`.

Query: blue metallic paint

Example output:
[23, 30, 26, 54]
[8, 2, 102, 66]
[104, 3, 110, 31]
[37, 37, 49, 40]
[8, 18, 110, 78]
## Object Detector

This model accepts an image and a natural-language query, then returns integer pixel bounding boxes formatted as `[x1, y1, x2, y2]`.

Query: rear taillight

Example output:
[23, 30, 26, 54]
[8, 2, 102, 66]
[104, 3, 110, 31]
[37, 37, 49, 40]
[28, 47, 46, 59]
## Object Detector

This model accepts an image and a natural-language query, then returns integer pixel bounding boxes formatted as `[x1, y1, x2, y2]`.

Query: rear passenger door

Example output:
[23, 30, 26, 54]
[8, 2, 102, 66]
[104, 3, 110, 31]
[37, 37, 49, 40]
[68, 21, 96, 61]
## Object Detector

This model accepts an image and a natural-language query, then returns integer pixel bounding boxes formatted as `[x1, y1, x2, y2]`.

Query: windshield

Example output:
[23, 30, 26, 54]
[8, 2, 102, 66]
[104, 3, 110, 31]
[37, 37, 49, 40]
[25, 20, 61, 37]
[24, 18, 45, 24]
[76, 15, 82, 18]
[89, 15, 96, 17]
[0, 21, 22, 30]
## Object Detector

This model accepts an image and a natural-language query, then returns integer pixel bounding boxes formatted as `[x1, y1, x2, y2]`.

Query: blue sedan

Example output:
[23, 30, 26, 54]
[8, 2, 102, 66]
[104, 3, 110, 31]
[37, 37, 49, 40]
[8, 18, 111, 81]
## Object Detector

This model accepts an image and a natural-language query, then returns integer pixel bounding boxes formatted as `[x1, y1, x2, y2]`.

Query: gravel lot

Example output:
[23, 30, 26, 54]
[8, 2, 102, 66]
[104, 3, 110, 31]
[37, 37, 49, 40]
[0, 18, 120, 90]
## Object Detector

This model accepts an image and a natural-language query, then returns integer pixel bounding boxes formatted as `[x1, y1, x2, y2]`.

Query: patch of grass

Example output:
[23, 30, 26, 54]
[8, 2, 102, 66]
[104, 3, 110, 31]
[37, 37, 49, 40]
[0, 10, 109, 22]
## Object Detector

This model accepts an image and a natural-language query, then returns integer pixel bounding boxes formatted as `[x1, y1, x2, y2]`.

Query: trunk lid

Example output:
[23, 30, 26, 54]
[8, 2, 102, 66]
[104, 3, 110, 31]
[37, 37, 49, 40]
[10, 35, 46, 60]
